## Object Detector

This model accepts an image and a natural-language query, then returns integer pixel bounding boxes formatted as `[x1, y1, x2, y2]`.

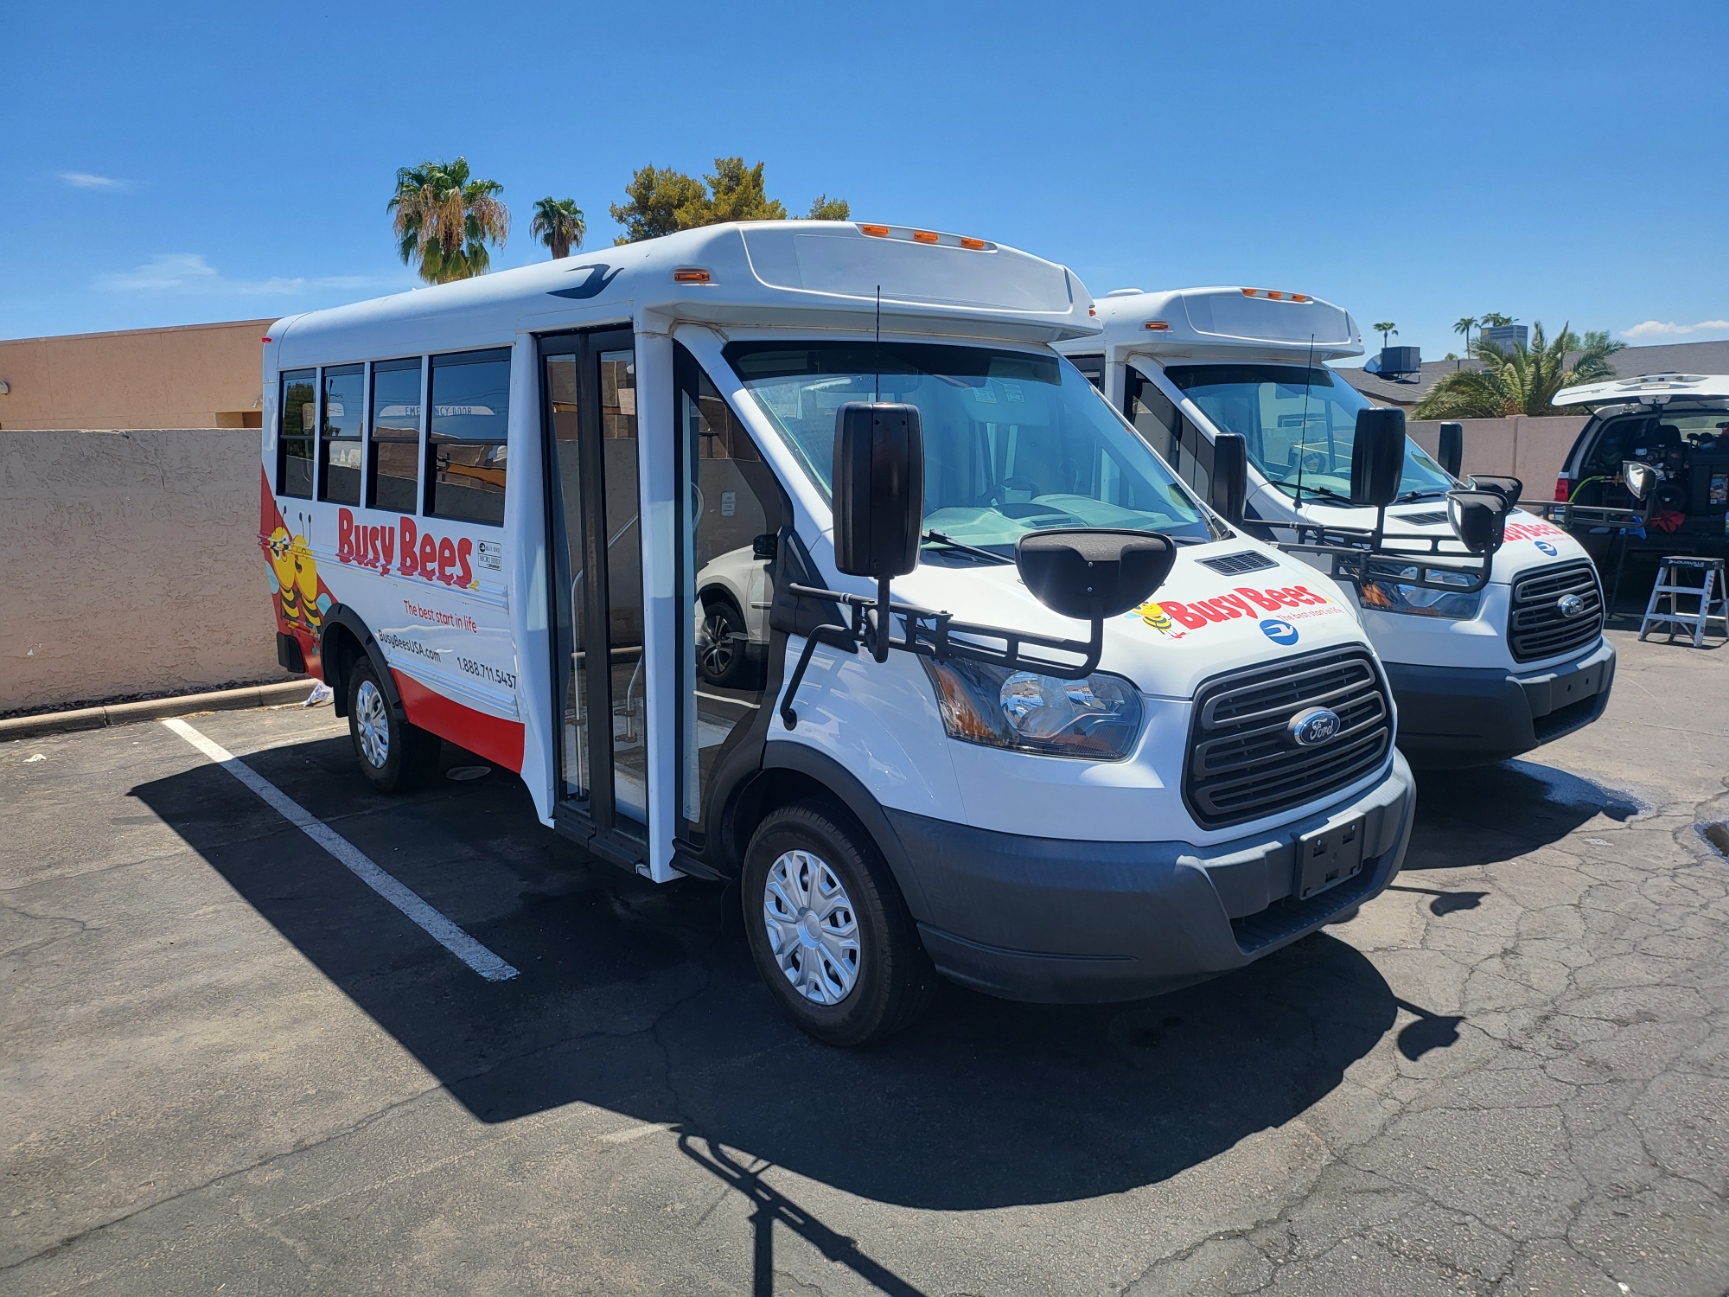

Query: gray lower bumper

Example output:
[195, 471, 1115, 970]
[885, 753, 1416, 1004]
[1386, 637, 1616, 768]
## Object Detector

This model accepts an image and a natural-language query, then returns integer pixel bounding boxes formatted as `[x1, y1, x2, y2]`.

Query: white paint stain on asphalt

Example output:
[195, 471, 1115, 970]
[160, 717, 520, 982]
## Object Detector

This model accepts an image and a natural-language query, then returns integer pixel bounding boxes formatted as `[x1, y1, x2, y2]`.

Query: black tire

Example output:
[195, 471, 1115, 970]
[742, 800, 937, 1047]
[697, 595, 752, 689]
[346, 657, 442, 793]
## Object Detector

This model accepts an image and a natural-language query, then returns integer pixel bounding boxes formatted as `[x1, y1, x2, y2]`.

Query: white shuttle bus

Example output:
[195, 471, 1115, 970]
[260, 227, 1414, 1045]
[1058, 288, 1616, 768]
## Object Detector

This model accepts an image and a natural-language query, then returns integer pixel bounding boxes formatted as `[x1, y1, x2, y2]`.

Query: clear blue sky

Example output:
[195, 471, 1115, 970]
[7, 1, 1726, 360]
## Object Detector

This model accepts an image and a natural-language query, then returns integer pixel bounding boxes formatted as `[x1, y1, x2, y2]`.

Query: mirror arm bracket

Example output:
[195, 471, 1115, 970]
[776, 582, 1108, 728]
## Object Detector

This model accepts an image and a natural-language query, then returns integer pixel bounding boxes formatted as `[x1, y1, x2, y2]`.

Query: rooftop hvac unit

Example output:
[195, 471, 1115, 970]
[1376, 345, 1421, 377]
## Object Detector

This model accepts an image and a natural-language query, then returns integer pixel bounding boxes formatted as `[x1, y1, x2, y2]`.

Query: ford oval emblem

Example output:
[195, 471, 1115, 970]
[1288, 706, 1341, 747]
[1557, 593, 1588, 619]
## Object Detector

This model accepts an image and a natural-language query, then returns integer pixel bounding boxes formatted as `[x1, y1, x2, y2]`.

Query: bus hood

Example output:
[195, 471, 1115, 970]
[888, 541, 1371, 700]
[1291, 502, 1594, 584]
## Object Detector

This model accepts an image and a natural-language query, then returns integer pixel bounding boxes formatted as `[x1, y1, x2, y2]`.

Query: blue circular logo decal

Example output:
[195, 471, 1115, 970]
[1535, 540, 1558, 556]
[1260, 618, 1299, 645]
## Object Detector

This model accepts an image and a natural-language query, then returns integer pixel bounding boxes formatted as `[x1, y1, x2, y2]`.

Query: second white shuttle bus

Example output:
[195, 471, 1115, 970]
[1059, 288, 1615, 768]
[261, 230, 1413, 1045]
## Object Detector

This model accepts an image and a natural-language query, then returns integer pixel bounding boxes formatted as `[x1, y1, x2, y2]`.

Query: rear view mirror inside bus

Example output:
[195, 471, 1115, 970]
[832, 402, 924, 581]
[1446, 489, 1510, 555]
[1350, 407, 1406, 508]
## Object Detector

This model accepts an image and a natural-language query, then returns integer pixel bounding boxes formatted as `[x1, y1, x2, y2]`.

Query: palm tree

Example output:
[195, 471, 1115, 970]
[1373, 322, 1398, 349]
[1414, 323, 1625, 419]
[388, 158, 510, 284]
[1453, 316, 1477, 353]
[531, 197, 586, 259]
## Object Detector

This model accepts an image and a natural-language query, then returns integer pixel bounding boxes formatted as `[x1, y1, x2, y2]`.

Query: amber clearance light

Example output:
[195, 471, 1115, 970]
[672, 267, 712, 284]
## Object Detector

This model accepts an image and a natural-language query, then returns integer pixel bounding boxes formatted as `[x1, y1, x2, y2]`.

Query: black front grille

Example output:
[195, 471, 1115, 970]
[1201, 550, 1279, 576]
[1185, 646, 1393, 830]
[1510, 561, 1604, 663]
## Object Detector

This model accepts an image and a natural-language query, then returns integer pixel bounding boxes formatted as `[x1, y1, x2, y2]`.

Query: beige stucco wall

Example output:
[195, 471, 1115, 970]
[0, 320, 273, 431]
[0, 429, 292, 713]
[1407, 415, 1589, 499]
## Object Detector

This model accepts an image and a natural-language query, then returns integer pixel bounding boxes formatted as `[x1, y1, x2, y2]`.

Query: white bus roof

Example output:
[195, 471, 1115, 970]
[1071, 287, 1364, 363]
[1553, 372, 1729, 407]
[267, 222, 1098, 367]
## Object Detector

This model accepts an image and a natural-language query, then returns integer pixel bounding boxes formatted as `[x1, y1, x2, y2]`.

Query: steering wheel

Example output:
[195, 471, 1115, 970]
[978, 476, 1041, 507]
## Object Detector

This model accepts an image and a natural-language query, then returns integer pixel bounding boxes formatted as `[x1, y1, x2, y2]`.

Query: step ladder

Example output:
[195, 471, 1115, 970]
[1639, 555, 1729, 647]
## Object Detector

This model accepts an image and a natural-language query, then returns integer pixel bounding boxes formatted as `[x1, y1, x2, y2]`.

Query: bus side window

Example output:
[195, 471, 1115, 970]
[277, 369, 317, 499]
[368, 358, 423, 514]
[426, 349, 511, 526]
[318, 364, 364, 506]
[1126, 368, 1212, 497]
[1069, 353, 1105, 392]
[674, 343, 787, 835]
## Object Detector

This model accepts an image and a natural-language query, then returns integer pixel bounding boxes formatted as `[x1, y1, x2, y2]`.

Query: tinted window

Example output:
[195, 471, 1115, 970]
[427, 350, 510, 526]
[277, 369, 316, 498]
[369, 359, 422, 514]
[1069, 353, 1105, 391]
[318, 365, 364, 505]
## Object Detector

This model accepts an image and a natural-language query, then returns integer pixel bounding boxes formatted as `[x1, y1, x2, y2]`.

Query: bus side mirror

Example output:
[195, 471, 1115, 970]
[1447, 489, 1508, 555]
[1351, 407, 1405, 508]
[1210, 432, 1248, 525]
[832, 402, 923, 580]
[1623, 460, 1657, 502]
[1438, 422, 1464, 478]
[1017, 528, 1176, 621]
[1469, 474, 1522, 507]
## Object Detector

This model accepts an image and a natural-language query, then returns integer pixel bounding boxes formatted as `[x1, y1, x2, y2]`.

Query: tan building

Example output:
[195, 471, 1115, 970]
[0, 318, 273, 430]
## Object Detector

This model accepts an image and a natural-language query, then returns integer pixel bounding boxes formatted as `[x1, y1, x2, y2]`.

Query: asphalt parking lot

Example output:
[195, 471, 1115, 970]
[4, 626, 1728, 1296]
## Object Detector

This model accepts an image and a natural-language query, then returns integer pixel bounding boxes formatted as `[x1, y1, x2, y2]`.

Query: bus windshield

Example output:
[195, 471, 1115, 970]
[1164, 363, 1455, 503]
[725, 341, 1219, 555]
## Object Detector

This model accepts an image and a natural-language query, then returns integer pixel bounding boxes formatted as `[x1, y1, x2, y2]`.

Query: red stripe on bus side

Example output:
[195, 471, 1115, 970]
[392, 671, 526, 773]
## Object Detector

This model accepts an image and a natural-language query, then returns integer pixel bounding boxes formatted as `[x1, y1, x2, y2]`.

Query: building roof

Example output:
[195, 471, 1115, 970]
[1340, 339, 1729, 407]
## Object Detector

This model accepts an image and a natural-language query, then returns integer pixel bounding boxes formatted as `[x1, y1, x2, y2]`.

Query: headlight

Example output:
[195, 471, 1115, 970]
[921, 657, 1143, 759]
[1359, 564, 1482, 620]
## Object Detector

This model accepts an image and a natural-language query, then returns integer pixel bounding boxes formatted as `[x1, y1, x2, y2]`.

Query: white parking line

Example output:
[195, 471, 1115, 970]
[160, 717, 520, 982]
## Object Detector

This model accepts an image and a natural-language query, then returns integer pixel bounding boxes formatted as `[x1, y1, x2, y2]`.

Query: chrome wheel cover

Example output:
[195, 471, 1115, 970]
[762, 849, 861, 1004]
[698, 608, 736, 679]
[355, 679, 390, 768]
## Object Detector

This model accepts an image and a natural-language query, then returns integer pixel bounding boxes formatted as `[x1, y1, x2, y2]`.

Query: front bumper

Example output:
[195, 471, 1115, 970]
[1385, 637, 1616, 768]
[887, 753, 1415, 1004]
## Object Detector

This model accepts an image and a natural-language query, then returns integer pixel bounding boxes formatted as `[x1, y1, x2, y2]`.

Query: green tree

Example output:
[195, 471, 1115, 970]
[1479, 312, 1514, 328]
[1373, 321, 1398, 349]
[704, 158, 786, 223]
[609, 165, 710, 242]
[611, 157, 847, 243]
[1453, 316, 1478, 353]
[388, 157, 509, 284]
[531, 197, 586, 259]
[1414, 323, 1625, 419]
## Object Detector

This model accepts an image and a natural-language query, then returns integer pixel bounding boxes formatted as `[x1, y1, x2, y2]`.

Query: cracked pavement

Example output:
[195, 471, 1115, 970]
[2, 627, 1727, 1295]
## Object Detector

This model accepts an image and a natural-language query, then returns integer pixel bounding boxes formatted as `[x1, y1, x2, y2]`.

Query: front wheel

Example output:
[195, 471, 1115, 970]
[347, 658, 442, 793]
[742, 800, 936, 1047]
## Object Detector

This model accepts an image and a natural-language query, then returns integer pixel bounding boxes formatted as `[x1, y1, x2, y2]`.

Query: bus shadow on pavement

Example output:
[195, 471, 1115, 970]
[1401, 757, 1641, 872]
[132, 736, 1402, 1212]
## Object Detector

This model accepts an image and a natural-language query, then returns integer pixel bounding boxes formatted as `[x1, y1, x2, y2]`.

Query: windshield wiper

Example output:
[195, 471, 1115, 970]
[1291, 485, 1356, 505]
[920, 530, 1014, 565]
[1394, 489, 1447, 503]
